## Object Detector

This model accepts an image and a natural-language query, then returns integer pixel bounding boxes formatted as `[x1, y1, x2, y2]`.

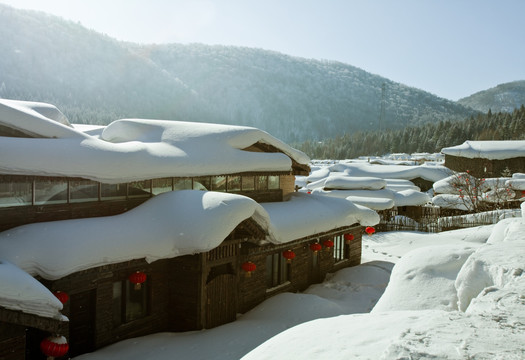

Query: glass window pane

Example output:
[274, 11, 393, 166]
[70, 179, 99, 203]
[125, 280, 147, 322]
[227, 176, 241, 192]
[174, 178, 192, 191]
[34, 178, 67, 205]
[211, 176, 226, 192]
[268, 176, 280, 190]
[256, 176, 268, 191]
[112, 281, 122, 327]
[152, 178, 173, 195]
[242, 176, 255, 191]
[193, 177, 210, 191]
[101, 183, 127, 200]
[0, 178, 32, 207]
[128, 180, 151, 198]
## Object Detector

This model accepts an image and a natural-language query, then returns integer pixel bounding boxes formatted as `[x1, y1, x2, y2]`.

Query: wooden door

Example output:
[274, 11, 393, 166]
[69, 290, 96, 357]
[205, 273, 237, 328]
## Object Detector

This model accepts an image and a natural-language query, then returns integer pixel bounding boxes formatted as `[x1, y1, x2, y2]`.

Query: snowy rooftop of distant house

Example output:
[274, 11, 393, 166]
[441, 140, 525, 160]
[0, 99, 309, 183]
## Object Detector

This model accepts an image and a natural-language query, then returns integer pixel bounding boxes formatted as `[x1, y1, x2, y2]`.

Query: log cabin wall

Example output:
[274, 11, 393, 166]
[444, 154, 525, 178]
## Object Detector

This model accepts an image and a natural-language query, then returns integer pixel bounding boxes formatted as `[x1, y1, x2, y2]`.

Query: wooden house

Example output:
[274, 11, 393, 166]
[0, 100, 376, 359]
[442, 140, 525, 178]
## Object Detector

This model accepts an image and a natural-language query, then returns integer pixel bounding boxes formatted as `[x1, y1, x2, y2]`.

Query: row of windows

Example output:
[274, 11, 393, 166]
[0, 175, 280, 207]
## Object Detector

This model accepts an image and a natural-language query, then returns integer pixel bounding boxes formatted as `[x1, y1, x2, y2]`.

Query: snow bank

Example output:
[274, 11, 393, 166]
[0, 259, 65, 320]
[323, 176, 386, 190]
[456, 203, 525, 311]
[431, 193, 473, 211]
[441, 140, 525, 160]
[372, 244, 478, 312]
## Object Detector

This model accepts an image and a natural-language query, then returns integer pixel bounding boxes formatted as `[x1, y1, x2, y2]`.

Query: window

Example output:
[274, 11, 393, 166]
[227, 176, 241, 191]
[268, 176, 280, 190]
[255, 176, 268, 191]
[266, 253, 289, 288]
[193, 177, 210, 191]
[211, 176, 226, 191]
[128, 180, 152, 198]
[69, 179, 99, 203]
[112, 279, 148, 327]
[152, 178, 173, 195]
[241, 176, 255, 191]
[0, 178, 32, 207]
[173, 178, 192, 191]
[333, 235, 348, 262]
[34, 178, 67, 205]
[101, 183, 127, 200]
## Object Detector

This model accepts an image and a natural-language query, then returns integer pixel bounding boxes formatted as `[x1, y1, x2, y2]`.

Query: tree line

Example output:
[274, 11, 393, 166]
[294, 106, 525, 159]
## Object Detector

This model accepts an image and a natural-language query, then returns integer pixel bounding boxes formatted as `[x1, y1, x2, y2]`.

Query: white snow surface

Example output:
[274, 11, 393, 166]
[0, 259, 66, 320]
[441, 140, 525, 160]
[0, 191, 377, 281]
[0, 100, 309, 183]
[327, 162, 450, 182]
[74, 204, 525, 360]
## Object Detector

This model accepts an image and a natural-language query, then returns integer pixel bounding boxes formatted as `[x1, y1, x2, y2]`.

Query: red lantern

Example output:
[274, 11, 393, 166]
[323, 239, 334, 251]
[52, 291, 69, 305]
[310, 242, 322, 253]
[129, 271, 147, 290]
[365, 226, 375, 236]
[282, 249, 295, 263]
[344, 233, 354, 244]
[40, 335, 69, 359]
[241, 261, 257, 277]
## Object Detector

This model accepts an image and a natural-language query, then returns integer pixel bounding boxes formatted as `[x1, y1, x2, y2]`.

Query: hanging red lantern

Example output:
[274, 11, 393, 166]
[365, 226, 376, 236]
[40, 335, 69, 359]
[323, 239, 334, 251]
[241, 261, 257, 277]
[282, 249, 296, 263]
[344, 233, 354, 244]
[129, 271, 147, 290]
[310, 242, 322, 253]
[52, 291, 69, 305]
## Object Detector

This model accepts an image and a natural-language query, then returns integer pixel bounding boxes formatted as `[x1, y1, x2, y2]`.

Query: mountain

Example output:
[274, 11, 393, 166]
[0, 4, 477, 142]
[458, 80, 525, 114]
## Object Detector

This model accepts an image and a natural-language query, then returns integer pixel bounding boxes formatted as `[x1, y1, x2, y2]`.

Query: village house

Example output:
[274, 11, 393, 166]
[0, 99, 378, 359]
[441, 140, 525, 178]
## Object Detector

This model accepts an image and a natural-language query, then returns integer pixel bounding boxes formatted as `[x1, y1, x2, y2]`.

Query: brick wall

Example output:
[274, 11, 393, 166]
[280, 174, 296, 198]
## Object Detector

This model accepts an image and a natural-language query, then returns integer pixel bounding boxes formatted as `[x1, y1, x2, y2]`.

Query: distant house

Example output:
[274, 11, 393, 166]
[0, 100, 378, 359]
[442, 140, 525, 178]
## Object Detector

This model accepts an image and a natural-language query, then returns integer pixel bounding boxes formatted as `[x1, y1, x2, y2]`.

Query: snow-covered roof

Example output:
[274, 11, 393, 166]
[441, 140, 525, 160]
[0, 190, 377, 280]
[0, 99, 310, 183]
[0, 259, 66, 320]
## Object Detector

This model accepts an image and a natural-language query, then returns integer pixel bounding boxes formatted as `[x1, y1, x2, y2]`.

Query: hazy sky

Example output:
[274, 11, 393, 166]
[1, 0, 524, 101]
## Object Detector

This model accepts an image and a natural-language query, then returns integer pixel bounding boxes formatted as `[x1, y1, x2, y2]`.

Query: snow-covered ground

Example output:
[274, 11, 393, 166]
[75, 203, 525, 360]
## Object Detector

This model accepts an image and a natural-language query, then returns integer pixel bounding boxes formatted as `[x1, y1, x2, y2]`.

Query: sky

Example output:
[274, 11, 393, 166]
[1, 0, 524, 101]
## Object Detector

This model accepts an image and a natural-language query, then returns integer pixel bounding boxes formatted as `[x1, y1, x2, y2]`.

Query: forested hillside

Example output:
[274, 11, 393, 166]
[295, 106, 525, 159]
[458, 80, 525, 113]
[0, 4, 477, 142]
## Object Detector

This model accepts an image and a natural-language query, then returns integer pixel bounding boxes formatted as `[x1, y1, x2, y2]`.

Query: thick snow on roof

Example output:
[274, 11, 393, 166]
[441, 140, 525, 160]
[0, 100, 309, 183]
[326, 162, 450, 182]
[261, 193, 379, 242]
[0, 259, 65, 320]
[0, 191, 376, 280]
[0, 99, 76, 138]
